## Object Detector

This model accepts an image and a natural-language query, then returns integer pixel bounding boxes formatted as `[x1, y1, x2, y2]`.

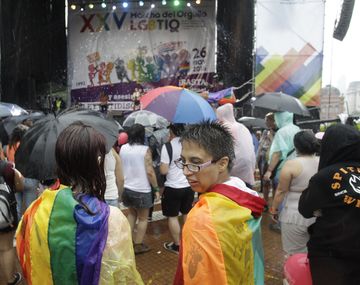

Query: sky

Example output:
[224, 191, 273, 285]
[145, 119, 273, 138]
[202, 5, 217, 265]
[322, 0, 360, 93]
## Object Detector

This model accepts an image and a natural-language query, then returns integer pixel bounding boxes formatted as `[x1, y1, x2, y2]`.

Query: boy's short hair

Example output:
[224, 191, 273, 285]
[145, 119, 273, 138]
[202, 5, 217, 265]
[180, 120, 235, 170]
[169, 123, 185, 137]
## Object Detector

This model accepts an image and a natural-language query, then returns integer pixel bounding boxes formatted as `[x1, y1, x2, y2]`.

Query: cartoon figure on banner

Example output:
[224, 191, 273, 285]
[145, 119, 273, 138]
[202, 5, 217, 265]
[135, 46, 149, 82]
[114, 58, 131, 83]
[161, 54, 173, 77]
[153, 41, 190, 80]
[88, 64, 97, 87]
[127, 59, 137, 81]
[126, 46, 161, 83]
[86, 51, 114, 87]
[104, 62, 114, 84]
[153, 54, 166, 78]
[145, 56, 160, 82]
[87, 52, 100, 87]
[98, 62, 107, 85]
[170, 53, 179, 77]
[177, 49, 191, 79]
[157, 51, 183, 78]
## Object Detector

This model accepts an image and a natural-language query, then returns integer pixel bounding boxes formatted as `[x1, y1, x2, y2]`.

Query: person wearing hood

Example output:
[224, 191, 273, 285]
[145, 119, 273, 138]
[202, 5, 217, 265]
[216, 103, 256, 188]
[264, 111, 300, 182]
[173, 121, 266, 285]
[299, 124, 360, 285]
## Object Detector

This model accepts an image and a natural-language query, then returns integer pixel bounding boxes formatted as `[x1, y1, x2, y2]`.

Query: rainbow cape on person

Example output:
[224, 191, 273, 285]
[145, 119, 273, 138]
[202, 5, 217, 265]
[174, 178, 266, 285]
[16, 185, 143, 285]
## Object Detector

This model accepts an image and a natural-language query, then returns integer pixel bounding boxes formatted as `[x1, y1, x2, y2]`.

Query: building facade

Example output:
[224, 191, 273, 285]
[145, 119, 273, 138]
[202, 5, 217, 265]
[345, 81, 360, 115]
[320, 85, 344, 120]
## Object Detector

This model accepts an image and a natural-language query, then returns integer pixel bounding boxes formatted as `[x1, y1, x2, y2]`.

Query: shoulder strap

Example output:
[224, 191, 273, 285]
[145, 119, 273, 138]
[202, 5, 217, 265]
[165, 142, 173, 164]
[287, 148, 295, 158]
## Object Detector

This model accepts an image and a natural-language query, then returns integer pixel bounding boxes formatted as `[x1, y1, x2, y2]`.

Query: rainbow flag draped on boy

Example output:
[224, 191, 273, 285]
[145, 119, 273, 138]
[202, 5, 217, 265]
[16, 185, 143, 285]
[174, 178, 265, 285]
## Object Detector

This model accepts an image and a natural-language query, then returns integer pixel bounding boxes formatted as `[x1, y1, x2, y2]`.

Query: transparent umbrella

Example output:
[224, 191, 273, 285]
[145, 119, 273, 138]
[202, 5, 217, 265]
[0, 103, 28, 118]
[122, 110, 169, 129]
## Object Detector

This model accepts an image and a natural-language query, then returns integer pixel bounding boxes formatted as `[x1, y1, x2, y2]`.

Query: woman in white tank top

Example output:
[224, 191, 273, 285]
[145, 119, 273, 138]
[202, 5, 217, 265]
[120, 124, 160, 255]
[271, 131, 320, 256]
[104, 148, 124, 207]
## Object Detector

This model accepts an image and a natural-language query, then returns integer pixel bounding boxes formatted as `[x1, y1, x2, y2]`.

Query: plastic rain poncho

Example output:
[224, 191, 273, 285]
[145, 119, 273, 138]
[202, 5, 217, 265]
[216, 103, 256, 186]
[269, 111, 300, 178]
[16, 185, 143, 285]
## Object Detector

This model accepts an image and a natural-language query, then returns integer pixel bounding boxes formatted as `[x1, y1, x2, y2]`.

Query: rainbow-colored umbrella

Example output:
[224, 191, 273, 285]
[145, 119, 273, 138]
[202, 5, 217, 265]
[140, 86, 216, 124]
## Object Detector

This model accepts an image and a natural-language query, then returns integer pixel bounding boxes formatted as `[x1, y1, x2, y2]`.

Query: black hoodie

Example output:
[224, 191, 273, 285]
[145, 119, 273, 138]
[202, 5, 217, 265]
[299, 124, 360, 259]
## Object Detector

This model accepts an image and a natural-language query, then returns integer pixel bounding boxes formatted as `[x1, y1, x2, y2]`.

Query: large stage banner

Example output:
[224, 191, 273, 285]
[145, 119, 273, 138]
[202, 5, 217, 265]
[255, 0, 325, 106]
[68, 3, 216, 111]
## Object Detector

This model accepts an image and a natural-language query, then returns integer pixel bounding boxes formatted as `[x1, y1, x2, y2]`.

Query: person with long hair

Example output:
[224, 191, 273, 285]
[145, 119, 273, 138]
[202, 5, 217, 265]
[16, 122, 143, 285]
[270, 131, 319, 256]
[120, 124, 160, 254]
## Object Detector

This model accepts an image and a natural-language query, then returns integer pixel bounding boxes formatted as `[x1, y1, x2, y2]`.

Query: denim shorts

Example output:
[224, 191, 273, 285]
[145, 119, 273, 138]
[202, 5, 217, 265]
[122, 188, 153, 209]
[105, 199, 119, 208]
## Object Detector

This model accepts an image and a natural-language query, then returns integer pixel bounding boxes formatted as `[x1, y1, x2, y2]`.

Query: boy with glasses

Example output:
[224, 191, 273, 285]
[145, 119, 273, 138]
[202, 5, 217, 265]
[173, 121, 266, 285]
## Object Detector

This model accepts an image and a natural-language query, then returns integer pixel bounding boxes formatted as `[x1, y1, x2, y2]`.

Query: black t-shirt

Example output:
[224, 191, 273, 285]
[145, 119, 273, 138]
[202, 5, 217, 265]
[299, 162, 360, 259]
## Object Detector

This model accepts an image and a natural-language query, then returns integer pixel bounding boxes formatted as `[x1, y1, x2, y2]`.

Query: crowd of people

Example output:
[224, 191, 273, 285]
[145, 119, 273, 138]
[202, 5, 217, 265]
[0, 101, 360, 285]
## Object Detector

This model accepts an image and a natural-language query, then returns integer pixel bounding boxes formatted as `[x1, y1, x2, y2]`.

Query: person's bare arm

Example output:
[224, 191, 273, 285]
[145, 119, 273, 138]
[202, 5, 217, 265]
[14, 168, 24, 192]
[263, 151, 281, 181]
[270, 160, 294, 221]
[145, 149, 160, 201]
[159, 163, 169, 175]
[112, 148, 124, 197]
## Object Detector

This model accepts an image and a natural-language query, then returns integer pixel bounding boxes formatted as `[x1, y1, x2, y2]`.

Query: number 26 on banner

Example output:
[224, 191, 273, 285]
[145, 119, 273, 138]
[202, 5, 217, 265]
[192, 47, 207, 59]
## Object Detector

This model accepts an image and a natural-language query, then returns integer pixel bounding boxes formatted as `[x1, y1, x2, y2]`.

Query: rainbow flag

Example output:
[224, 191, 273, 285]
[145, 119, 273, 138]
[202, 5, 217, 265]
[16, 186, 143, 285]
[174, 182, 265, 285]
[207, 88, 236, 105]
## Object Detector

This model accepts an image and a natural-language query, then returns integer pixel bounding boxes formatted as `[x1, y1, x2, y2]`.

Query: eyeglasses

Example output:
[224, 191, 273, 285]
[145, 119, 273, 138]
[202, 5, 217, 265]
[174, 158, 217, 173]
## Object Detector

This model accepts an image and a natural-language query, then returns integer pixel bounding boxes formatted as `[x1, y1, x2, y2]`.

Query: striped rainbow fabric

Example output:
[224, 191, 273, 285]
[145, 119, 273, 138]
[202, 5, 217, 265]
[174, 183, 265, 285]
[16, 185, 142, 285]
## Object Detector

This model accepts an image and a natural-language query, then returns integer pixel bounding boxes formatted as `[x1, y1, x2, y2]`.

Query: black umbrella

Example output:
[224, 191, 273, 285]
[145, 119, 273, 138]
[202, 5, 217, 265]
[0, 112, 45, 145]
[252, 92, 310, 117]
[237, 117, 267, 129]
[15, 109, 119, 180]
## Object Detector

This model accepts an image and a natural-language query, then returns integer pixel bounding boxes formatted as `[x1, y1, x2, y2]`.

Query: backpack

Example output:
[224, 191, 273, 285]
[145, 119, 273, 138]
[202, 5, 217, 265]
[159, 142, 173, 185]
[0, 167, 17, 231]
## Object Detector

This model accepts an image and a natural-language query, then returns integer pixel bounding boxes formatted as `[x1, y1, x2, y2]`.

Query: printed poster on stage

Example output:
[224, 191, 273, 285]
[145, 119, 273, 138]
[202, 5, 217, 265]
[67, 3, 216, 111]
[255, 0, 325, 106]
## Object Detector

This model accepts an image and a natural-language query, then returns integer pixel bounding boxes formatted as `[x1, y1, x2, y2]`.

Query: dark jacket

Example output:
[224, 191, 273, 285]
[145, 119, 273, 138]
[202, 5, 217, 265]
[299, 124, 360, 258]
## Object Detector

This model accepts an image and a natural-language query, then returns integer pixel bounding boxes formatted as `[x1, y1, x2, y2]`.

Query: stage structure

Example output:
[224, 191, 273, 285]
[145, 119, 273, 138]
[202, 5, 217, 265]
[68, 0, 216, 111]
[255, 0, 325, 106]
